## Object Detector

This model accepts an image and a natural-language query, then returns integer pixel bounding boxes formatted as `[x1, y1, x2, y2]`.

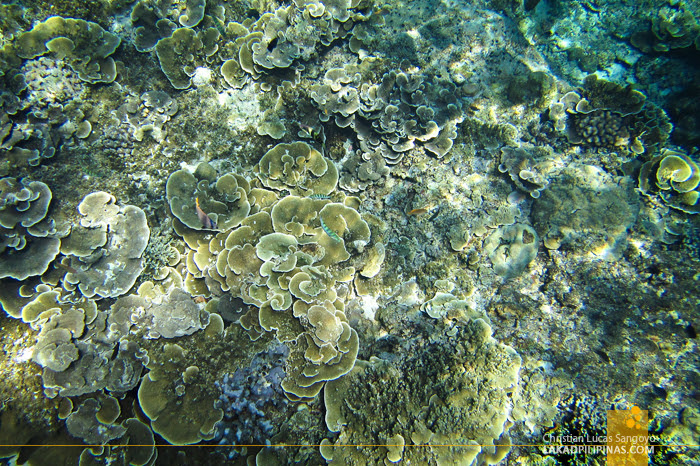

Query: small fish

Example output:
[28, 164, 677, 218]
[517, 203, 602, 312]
[212, 14, 226, 36]
[55, 261, 79, 275]
[407, 206, 432, 216]
[298, 123, 316, 137]
[195, 197, 217, 229]
[320, 217, 342, 242]
[309, 194, 331, 200]
[299, 123, 326, 154]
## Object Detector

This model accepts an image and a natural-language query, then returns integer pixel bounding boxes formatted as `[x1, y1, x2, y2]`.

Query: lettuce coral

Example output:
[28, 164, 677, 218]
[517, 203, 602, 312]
[15, 16, 120, 84]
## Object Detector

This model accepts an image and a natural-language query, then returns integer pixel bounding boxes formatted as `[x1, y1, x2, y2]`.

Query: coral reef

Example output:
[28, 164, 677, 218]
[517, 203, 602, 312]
[639, 147, 700, 214]
[0, 177, 64, 280]
[0, 1, 698, 465]
[60, 192, 149, 299]
[213, 342, 290, 457]
[173, 147, 373, 399]
[322, 312, 521, 465]
[166, 162, 251, 231]
[15, 16, 120, 84]
[531, 164, 639, 260]
[311, 65, 464, 165]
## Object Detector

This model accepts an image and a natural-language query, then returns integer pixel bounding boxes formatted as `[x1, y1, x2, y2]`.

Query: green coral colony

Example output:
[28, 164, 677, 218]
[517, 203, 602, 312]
[0, 0, 699, 465]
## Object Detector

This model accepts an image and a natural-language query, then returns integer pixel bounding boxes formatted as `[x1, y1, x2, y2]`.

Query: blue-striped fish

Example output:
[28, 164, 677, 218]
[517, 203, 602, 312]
[320, 217, 342, 242]
[309, 194, 330, 200]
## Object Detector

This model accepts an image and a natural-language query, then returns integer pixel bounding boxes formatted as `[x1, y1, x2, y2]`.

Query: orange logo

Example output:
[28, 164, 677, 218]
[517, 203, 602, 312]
[607, 406, 650, 466]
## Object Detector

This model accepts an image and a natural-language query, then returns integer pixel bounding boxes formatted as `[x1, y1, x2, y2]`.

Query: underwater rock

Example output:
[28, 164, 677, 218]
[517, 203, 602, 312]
[532, 164, 639, 259]
[322, 315, 521, 465]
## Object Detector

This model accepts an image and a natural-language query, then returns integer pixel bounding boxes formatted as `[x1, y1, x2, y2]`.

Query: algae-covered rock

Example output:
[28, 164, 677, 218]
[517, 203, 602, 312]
[322, 315, 521, 465]
[15, 16, 120, 84]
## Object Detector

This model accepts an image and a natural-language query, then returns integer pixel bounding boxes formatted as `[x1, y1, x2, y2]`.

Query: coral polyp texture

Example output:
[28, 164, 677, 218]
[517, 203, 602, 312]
[321, 313, 521, 465]
[1, 1, 699, 465]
